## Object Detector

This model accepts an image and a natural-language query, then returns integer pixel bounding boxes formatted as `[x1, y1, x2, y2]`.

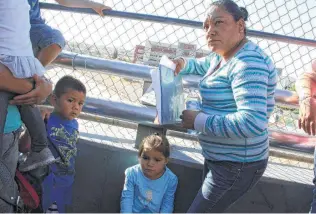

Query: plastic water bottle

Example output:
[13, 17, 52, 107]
[185, 96, 201, 135]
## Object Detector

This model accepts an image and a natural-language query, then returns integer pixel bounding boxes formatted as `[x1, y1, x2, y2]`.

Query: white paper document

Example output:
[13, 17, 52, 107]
[147, 55, 185, 125]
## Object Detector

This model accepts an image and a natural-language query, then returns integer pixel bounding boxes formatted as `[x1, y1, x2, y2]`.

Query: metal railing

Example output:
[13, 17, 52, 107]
[41, 3, 316, 48]
[55, 51, 299, 108]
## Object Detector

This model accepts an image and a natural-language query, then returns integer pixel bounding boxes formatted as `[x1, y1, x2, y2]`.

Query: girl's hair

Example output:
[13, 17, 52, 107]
[208, 0, 248, 33]
[138, 134, 170, 158]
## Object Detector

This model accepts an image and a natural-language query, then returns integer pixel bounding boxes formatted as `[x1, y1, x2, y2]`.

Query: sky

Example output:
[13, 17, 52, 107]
[42, 0, 316, 83]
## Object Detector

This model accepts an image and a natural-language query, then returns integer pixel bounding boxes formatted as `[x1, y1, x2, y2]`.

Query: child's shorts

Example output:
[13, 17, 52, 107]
[0, 55, 45, 78]
[30, 23, 66, 56]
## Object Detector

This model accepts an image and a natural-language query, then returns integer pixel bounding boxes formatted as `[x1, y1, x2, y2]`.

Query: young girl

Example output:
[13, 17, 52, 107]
[0, 0, 55, 172]
[120, 134, 178, 213]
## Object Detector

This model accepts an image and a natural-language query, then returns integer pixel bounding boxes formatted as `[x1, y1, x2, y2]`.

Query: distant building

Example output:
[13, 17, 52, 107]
[133, 45, 145, 64]
[195, 49, 210, 58]
[133, 40, 210, 66]
[142, 41, 177, 66]
[176, 42, 196, 58]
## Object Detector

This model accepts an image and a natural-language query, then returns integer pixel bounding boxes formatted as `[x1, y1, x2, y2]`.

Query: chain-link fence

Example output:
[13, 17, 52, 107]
[40, 0, 316, 182]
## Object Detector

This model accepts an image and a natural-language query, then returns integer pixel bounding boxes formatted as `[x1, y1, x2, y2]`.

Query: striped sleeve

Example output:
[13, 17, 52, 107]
[194, 62, 270, 138]
[179, 55, 211, 76]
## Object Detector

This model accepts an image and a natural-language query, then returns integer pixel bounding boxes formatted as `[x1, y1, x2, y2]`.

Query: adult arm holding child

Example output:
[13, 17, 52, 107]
[0, 65, 33, 94]
[10, 74, 52, 105]
[0, 66, 52, 105]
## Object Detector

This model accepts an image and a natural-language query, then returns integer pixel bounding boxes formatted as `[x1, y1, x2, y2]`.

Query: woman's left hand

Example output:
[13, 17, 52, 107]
[180, 110, 200, 129]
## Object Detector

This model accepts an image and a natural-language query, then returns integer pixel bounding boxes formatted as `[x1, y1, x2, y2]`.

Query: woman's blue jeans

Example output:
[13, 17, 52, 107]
[187, 158, 268, 213]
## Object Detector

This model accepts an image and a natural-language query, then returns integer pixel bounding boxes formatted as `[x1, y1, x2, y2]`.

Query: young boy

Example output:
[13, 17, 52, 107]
[40, 75, 86, 213]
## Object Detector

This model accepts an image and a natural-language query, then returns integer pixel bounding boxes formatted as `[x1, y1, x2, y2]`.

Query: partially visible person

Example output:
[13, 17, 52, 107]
[0, 0, 56, 174]
[120, 134, 178, 213]
[0, 4, 52, 210]
[39, 76, 86, 213]
[28, 0, 111, 67]
[296, 60, 316, 136]
[0, 69, 28, 212]
[173, 0, 278, 212]
[295, 59, 316, 213]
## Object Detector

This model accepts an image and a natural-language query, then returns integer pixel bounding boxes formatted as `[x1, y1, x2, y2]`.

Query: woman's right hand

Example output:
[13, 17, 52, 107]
[172, 58, 185, 75]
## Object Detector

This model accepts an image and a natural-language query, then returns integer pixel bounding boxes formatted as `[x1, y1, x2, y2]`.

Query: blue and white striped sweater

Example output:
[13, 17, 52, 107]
[180, 41, 277, 162]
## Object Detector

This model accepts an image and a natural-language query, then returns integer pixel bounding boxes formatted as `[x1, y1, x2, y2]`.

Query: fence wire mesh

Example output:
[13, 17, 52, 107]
[40, 0, 316, 181]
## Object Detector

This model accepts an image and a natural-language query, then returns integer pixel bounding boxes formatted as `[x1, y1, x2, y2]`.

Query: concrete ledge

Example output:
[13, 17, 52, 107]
[70, 138, 314, 213]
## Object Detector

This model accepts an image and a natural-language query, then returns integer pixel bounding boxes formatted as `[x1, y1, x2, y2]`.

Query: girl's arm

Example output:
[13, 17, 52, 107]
[55, 0, 111, 16]
[160, 176, 178, 213]
[120, 168, 135, 213]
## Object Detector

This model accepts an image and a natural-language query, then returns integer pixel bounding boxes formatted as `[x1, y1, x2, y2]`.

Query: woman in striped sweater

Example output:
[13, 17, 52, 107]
[175, 0, 278, 212]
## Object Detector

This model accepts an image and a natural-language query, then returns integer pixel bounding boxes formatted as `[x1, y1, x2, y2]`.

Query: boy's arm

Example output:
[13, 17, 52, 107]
[160, 177, 178, 213]
[55, 0, 111, 16]
[120, 168, 135, 213]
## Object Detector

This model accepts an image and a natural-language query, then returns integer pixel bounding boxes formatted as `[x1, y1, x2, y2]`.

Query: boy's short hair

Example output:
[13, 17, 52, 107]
[138, 133, 170, 158]
[54, 76, 86, 97]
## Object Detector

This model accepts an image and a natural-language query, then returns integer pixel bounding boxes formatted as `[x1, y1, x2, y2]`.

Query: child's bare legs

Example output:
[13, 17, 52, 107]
[30, 24, 65, 67]
[18, 105, 55, 172]
[36, 44, 62, 67]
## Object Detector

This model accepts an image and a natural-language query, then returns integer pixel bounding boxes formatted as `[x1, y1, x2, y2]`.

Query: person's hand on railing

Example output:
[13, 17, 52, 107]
[91, 2, 112, 17]
[298, 97, 316, 135]
[10, 75, 53, 105]
[172, 58, 185, 75]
